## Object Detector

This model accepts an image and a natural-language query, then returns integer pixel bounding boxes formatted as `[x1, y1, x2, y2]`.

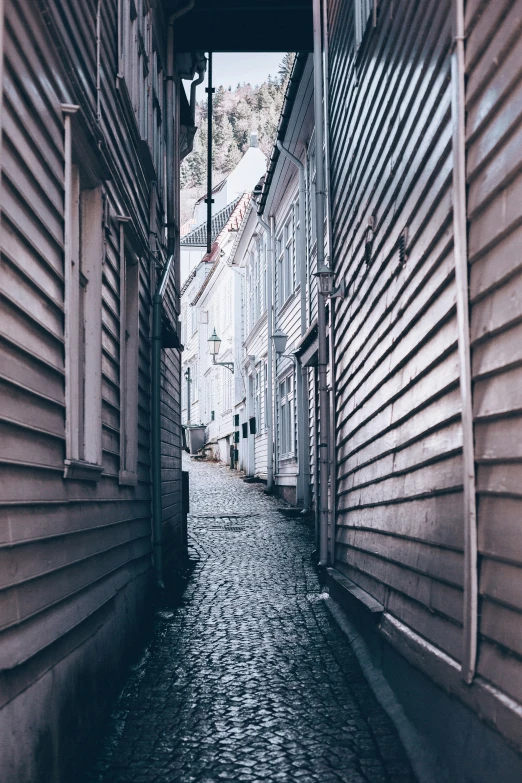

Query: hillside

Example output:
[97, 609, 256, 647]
[180, 54, 294, 225]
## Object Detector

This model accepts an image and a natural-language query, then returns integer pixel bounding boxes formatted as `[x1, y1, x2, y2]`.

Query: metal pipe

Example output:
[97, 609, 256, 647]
[313, 0, 329, 566]
[152, 255, 174, 589]
[452, 0, 478, 685]
[276, 141, 310, 509]
[257, 211, 274, 491]
[322, 0, 336, 564]
[206, 52, 214, 254]
[190, 58, 206, 120]
[96, 0, 101, 122]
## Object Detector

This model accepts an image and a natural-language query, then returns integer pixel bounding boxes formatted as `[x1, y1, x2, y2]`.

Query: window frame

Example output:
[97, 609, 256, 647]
[118, 218, 140, 486]
[278, 372, 295, 459]
[62, 106, 104, 482]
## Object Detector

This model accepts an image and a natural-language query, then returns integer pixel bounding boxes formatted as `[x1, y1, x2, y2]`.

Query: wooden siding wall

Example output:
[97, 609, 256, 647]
[328, 0, 522, 750]
[466, 0, 522, 713]
[329, 0, 464, 663]
[0, 0, 182, 776]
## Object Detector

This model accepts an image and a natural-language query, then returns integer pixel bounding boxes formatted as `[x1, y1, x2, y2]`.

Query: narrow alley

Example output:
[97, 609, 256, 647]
[86, 458, 415, 783]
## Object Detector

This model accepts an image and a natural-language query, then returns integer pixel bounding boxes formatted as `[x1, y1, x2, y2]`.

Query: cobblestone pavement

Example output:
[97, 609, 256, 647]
[86, 458, 415, 783]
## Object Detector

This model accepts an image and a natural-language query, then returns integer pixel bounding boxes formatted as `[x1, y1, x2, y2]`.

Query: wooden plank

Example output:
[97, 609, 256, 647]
[475, 416, 522, 462]
[340, 420, 462, 491]
[477, 463, 522, 498]
[478, 496, 522, 563]
[473, 366, 522, 419]
[480, 598, 522, 658]
[480, 558, 522, 613]
[338, 545, 462, 622]
[472, 321, 522, 380]
[337, 527, 463, 586]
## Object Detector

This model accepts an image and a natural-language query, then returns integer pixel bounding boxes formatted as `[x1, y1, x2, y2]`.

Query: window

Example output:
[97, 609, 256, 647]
[263, 362, 268, 431]
[254, 367, 261, 431]
[276, 209, 295, 308]
[355, 0, 374, 47]
[192, 361, 199, 402]
[279, 373, 295, 457]
[118, 219, 139, 485]
[63, 107, 103, 481]
[262, 238, 267, 313]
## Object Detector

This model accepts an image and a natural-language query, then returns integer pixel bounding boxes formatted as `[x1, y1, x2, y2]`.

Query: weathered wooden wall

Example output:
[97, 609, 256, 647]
[0, 0, 184, 778]
[328, 0, 522, 757]
[466, 0, 522, 715]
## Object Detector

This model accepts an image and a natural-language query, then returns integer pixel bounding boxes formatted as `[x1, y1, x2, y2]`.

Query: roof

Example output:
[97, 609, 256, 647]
[258, 53, 309, 215]
[181, 197, 241, 246]
[190, 193, 251, 305]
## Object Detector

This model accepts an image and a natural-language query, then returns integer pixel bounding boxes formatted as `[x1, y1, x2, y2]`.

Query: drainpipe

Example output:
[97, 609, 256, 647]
[452, 0, 478, 685]
[206, 52, 214, 253]
[152, 255, 174, 589]
[322, 0, 337, 564]
[313, 0, 329, 567]
[190, 55, 206, 121]
[276, 141, 310, 510]
[257, 211, 274, 491]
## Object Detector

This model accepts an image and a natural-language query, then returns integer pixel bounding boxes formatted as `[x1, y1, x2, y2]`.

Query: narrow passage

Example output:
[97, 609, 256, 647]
[87, 458, 415, 783]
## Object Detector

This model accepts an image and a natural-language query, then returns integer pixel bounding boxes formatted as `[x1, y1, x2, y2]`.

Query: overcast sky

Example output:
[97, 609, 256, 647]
[192, 52, 286, 92]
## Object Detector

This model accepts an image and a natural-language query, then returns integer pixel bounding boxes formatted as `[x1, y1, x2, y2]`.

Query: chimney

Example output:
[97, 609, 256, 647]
[250, 131, 258, 148]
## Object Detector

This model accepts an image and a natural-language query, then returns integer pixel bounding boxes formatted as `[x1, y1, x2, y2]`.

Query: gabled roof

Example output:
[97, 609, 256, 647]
[181, 196, 241, 246]
[189, 192, 251, 305]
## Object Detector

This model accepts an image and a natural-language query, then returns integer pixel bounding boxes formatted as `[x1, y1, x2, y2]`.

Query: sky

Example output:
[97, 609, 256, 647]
[195, 52, 286, 92]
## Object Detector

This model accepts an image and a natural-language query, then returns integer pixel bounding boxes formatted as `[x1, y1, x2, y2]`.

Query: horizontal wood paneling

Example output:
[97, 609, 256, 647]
[0, 0, 181, 724]
[466, 0, 522, 706]
[329, 0, 464, 664]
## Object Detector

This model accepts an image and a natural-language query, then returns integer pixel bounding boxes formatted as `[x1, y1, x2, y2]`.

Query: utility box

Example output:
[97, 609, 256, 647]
[186, 424, 206, 455]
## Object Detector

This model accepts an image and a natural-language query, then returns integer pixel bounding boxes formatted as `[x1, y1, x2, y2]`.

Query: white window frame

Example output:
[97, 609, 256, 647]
[254, 366, 261, 433]
[63, 106, 103, 482]
[263, 361, 268, 432]
[276, 207, 295, 309]
[118, 218, 139, 486]
[278, 372, 295, 458]
[192, 361, 199, 402]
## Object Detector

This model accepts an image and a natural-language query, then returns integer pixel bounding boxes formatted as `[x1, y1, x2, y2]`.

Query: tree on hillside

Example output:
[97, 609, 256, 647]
[180, 54, 295, 222]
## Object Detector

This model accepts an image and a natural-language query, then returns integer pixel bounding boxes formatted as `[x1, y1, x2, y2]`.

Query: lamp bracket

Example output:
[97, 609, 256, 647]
[329, 278, 347, 299]
[212, 358, 235, 373]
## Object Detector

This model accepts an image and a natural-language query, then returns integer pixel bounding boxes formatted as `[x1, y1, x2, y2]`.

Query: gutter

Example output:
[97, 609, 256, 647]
[151, 255, 174, 589]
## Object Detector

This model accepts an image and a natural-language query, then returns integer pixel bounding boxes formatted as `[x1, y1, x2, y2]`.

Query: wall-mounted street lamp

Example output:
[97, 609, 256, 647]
[314, 263, 346, 298]
[272, 330, 289, 355]
[208, 328, 234, 372]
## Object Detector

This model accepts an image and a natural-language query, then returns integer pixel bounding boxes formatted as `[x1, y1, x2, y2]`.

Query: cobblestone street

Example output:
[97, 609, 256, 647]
[86, 458, 415, 783]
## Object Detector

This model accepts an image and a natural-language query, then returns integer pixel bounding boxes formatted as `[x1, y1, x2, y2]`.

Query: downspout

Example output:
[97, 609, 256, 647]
[96, 0, 101, 123]
[152, 255, 174, 589]
[322, 0, 337, 564]
[452, 0, 477, 684]
[313, 0, 330, 567]
[257, 211, 274, 491]
[276, 141, 310, 510]
[206, 52, 214, 253]
[190, 57, 206, 121]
